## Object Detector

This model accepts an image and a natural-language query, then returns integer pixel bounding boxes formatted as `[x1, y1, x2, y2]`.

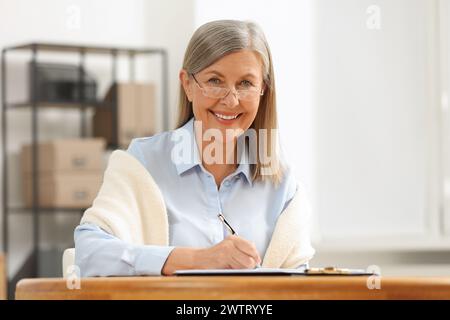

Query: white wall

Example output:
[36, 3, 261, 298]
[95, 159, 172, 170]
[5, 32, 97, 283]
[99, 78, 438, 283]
[315, 0, 440, 240]
[441, 0, 450, 235]
[0, 0, 195, 277]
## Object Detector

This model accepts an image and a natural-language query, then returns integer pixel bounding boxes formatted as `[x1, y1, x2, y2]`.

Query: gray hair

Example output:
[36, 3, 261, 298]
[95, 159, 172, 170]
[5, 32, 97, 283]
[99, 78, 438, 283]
[177, 19, 283, 186]
[182, 20, 271, 84]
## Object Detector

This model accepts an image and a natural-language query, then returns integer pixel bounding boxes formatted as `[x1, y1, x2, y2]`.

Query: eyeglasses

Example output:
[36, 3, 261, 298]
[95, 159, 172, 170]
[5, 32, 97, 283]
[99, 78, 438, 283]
[191, 73, 264, 102]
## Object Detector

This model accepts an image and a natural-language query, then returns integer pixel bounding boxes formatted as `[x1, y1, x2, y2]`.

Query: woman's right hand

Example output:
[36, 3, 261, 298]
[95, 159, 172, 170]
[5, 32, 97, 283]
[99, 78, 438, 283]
[196, 235, 262, 270]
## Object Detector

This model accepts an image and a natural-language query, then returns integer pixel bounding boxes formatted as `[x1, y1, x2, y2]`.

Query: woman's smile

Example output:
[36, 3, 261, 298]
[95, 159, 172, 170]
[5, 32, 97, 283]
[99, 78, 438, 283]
[209, 110, 243, 126]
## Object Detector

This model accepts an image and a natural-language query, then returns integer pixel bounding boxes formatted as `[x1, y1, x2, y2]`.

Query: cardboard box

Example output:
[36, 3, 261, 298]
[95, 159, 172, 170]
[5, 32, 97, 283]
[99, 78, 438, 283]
[93, 82, 157, 148]
[23, 171, 103, 208]
[21, 138, 106, 174]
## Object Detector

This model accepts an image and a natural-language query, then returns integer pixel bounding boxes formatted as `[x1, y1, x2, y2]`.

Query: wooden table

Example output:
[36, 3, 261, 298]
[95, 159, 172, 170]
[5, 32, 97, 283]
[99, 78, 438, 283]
[15, 276, 450, 299]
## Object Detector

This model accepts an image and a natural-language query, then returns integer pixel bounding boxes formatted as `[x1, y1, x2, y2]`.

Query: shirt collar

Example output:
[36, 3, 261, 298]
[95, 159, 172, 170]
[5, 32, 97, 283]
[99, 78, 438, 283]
[171, 117, 253, 186]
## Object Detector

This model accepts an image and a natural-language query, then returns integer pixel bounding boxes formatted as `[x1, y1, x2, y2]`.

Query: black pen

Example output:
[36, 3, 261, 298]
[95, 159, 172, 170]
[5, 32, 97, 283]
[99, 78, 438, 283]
[218, 213, 238, 235]
[217, 213, 262, 268]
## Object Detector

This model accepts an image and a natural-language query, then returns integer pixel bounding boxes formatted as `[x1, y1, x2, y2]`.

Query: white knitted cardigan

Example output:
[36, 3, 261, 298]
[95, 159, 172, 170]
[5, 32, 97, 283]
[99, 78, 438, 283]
[80, 150, 315, 268]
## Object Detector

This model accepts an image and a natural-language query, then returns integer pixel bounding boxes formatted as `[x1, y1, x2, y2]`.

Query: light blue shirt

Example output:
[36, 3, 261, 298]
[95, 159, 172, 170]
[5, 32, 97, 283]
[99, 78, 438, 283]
[74, 117, 299, 277]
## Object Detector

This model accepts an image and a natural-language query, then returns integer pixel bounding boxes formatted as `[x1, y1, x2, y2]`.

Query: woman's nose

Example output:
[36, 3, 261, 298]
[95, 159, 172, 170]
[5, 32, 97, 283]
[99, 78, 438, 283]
[220, 89, 239, 108]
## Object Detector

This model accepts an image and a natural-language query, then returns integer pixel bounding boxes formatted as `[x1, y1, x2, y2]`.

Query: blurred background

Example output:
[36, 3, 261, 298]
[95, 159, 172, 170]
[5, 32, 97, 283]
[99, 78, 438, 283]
[1, 0, 450, 299]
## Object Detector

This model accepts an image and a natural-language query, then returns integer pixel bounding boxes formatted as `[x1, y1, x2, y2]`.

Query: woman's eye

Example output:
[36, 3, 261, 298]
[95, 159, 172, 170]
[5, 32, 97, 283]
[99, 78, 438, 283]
[240, 80, 254, 87]
[207, 78, 221, 85]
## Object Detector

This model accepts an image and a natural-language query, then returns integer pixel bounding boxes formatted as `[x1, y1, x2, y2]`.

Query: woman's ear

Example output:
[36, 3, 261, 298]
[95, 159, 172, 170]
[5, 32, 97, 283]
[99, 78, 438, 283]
[179, 70, 193, 102]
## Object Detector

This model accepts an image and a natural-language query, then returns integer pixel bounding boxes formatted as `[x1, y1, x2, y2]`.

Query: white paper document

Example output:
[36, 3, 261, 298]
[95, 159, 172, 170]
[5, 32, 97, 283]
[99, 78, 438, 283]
[173, 268, 308, 276]
[174, 266, 374, 276]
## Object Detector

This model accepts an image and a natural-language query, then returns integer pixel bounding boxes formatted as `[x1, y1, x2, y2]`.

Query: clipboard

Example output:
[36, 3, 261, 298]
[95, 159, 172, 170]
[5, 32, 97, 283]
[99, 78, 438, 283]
[304, 266, 377, 276]
[173, 266, 376, 276]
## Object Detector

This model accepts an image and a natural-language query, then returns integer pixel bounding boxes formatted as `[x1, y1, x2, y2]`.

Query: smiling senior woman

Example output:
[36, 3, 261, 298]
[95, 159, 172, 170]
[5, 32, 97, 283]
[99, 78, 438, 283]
[74, 20, 315, 277]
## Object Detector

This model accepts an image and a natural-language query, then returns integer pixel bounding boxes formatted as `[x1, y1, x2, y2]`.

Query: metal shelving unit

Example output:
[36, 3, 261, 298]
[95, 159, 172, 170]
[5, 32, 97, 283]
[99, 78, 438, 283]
[1, 42, 168, 298]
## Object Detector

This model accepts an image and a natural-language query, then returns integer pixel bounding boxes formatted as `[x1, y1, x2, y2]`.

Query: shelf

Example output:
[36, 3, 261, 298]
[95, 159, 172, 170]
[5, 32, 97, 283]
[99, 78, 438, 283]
[3, 42, 165, 55]
[2, 41, 169, 295]
[8, 206, 87, 213]
[6, 100, 109, 110]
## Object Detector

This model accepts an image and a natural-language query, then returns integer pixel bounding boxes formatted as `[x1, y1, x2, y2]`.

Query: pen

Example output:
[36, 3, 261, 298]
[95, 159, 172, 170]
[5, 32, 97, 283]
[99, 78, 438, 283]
[218, 213, 238, 235]
[217, 213, 262, 268]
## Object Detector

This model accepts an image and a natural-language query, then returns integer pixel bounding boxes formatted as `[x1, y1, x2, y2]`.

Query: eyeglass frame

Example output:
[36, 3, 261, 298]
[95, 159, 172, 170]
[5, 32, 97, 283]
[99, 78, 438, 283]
[190, 73, 264, 101]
